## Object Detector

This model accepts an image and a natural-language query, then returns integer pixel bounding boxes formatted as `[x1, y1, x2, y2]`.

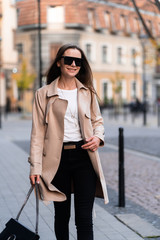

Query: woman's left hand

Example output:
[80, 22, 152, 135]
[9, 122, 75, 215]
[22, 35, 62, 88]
[81, 136, 101, 152]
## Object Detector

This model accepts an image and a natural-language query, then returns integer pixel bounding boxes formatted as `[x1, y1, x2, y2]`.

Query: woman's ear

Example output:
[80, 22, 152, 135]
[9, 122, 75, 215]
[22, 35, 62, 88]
[57, 60, 61, 67]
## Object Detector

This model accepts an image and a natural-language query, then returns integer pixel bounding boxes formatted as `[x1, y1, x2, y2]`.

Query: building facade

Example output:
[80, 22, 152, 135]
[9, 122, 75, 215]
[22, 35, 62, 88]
[0, 0, 18, 112]
[15, 0, 160, 109]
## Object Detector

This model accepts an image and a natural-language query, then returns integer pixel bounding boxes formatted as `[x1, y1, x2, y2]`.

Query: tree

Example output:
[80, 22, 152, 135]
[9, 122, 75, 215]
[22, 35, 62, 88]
[110, 71, 124, 105]
[130, 0, 160, 42]
[12, 58, 36, 112]
[131, 0, 160, 75]
[148, 0, 160, 11]
[131, 0, 155, 39]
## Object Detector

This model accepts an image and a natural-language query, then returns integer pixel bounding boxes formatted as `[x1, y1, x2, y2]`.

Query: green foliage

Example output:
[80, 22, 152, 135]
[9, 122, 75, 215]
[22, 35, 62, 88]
[104, 96, 108, 105]
[12, 59, 36, 91]
[111, 71, 123, 94]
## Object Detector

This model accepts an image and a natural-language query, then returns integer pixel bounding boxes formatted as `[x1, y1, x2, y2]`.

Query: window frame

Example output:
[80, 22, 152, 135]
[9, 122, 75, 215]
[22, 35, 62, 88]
[47, 5, 65, 25]
[101, 43, 112, 64]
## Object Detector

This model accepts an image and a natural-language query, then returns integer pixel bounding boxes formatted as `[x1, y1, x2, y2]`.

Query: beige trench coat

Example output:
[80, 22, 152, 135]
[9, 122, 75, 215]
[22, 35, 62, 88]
[28, 78, 109, 204]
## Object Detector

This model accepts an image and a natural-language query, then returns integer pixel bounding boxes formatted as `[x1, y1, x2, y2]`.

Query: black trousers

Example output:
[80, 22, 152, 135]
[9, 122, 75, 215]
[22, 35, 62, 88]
[52, 143, 97, 240]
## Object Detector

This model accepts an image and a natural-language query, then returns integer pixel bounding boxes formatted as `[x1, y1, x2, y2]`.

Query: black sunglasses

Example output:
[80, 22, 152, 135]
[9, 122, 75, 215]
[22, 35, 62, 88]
[61, 56, 82, 67]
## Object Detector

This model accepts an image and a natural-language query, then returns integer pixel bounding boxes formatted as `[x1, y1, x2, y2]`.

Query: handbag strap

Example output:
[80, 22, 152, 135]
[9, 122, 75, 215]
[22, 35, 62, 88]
[16, 183, 39, 234]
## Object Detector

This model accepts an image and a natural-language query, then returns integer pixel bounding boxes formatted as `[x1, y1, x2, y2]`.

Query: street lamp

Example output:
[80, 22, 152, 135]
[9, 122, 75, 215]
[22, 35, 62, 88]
[133, 49, 137, 99]
[139, 35, 148, 126]
[37, 0, 42, 88]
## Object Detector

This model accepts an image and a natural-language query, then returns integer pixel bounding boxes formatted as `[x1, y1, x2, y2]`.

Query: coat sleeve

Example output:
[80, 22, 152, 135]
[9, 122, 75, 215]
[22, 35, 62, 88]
[28, 90, 45, 176]
[91, 93, 105, 146]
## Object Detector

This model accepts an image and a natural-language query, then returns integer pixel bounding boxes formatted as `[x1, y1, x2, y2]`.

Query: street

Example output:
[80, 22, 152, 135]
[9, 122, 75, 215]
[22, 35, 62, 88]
[0, 112, 160, 239]
[99, 109, 160, 230]
[1, 0, 160, 239]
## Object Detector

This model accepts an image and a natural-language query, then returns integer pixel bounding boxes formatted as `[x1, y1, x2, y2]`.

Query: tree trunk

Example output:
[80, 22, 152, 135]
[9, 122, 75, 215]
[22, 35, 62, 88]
[131, 0, 155, 39]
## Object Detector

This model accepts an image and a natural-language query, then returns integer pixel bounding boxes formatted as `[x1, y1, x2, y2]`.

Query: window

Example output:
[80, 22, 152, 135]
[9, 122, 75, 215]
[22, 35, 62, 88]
[16, 43, 23, 62]
[103, 82, 108, 100]
[110, 13, 116, 32]
[88, 9, 95, 27]
[147, 20, 152, 31]
[47, 6, 64, 24]
[147, 20, 155, 36]
[117, 46, 126, 65]
[16, 8, 20, 24]
[133, 17, 139, 33]
[102, 80, 112, 102]
[104, 11, 116, 32]
[139, 21, 145, 35]
[117, 47, 122, 64]
[101, 45, 112, 64]
[104, 11, 110, 29]
[121, 80, 127, 100]
[120, 14, 130, 35]
[131, 81, 137, 98]
[120, 14, 126, 30]
[131, 47, 141, 66]
[84, 42, 96, 62]
[102, 46, 107, 63]
[131, 48, 136, 66]
[126, 16, 131, 34]
[16, 43, 23, 54]
[86, 44, 92, 61]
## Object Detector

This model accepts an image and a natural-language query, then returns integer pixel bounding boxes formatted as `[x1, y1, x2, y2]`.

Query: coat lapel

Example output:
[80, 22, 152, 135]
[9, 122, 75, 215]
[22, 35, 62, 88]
[45, 77, 90, 135]
[45, 78, 68, 124]
[76, 79, 90, 139]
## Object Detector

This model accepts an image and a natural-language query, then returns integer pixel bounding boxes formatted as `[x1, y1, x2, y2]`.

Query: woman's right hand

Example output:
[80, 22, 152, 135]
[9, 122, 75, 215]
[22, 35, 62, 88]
[30, 175, 40, 185]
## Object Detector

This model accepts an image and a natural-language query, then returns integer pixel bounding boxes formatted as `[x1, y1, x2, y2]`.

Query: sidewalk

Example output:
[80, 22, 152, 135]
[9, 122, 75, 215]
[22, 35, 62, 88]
[0, 113, 152, 239]
[102, 109, 159, 128]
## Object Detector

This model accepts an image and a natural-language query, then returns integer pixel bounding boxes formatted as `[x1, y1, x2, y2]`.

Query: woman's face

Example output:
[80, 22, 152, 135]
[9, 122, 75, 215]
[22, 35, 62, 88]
[57, 48, 82, 79]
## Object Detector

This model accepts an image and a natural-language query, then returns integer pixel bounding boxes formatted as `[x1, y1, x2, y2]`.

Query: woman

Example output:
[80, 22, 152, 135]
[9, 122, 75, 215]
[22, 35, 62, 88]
[29, 43, 109, 240]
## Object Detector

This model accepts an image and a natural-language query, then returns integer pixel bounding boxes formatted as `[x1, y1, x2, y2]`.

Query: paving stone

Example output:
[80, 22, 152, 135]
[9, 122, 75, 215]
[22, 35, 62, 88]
[0, 113, 148, 240]
[115, 214, 160, 238]
[94, 205, 143, 240]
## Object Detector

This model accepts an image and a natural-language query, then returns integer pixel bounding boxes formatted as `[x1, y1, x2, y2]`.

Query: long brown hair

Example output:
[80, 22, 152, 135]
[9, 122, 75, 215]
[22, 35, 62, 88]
[45, 43, 95, 94]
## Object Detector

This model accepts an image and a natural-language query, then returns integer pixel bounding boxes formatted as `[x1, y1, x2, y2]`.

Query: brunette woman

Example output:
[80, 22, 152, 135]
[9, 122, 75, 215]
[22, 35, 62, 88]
[29, 43, 108, 240]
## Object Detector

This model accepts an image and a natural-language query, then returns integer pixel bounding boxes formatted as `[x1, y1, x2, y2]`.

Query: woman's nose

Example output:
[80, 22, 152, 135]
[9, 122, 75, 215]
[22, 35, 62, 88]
[71, 60, 76, 66]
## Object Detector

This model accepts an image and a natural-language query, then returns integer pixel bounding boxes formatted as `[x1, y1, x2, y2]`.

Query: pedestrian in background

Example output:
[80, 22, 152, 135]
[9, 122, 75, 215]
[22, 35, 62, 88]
[29, 43, 108, 240]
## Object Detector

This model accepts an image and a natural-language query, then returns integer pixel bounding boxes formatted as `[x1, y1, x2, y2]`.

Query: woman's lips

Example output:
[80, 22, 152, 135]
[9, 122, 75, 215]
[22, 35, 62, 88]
[67, 67, 77, 72]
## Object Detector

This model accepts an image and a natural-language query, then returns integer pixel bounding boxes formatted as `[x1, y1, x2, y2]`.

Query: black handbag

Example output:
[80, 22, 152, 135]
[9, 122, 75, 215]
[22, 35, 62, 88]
[0, 183, 40, 240]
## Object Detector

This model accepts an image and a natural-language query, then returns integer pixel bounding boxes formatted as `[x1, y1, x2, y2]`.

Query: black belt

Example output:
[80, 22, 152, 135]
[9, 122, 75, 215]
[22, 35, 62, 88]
[63, 140, 84, 150]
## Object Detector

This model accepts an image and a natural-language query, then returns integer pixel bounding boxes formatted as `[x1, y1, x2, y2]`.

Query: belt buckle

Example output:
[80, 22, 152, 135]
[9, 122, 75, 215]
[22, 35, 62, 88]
[64, 145, 76, 150]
